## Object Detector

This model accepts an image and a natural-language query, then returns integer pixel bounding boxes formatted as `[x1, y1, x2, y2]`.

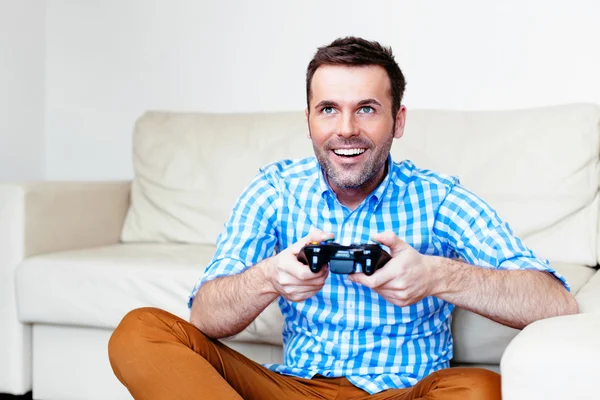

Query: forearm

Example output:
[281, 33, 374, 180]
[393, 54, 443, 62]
[190, 258, 278, 339]
[430, 256, 579, 330]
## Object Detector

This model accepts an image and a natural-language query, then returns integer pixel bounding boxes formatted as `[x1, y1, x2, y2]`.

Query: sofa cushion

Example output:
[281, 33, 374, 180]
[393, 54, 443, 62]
[121, 111, 313, 245]
[394, 104, 600, 266]
[15, 244, 592, 364]
[451, 262, 595, 364]
[14, 244, 283, 345]
[121, 105, 600, 268]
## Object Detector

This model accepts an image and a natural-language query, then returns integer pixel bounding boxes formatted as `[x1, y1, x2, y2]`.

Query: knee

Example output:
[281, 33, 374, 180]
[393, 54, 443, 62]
[458, 368, 501, 400]
[108, 307, 164, 368]
[431, 367, 501, 400]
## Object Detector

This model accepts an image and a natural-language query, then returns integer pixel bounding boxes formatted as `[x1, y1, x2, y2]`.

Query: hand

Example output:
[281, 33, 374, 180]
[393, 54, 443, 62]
[348, 231, 438, 307]
[265, 230, 334, 302]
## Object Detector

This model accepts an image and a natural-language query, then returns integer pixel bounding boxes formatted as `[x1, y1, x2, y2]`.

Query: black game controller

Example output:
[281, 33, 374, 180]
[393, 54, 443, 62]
[297, 241, 392, 276]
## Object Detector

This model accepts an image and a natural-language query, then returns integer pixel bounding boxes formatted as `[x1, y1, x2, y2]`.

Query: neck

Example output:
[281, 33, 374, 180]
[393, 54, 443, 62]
[328, 162, 388, 211]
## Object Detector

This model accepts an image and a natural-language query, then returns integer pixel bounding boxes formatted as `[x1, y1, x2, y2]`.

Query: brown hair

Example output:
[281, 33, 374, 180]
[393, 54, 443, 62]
[306, 36, 406, 116]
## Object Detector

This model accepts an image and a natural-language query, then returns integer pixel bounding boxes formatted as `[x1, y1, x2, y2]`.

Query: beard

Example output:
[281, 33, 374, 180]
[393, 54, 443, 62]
[312, 132, 394, 189]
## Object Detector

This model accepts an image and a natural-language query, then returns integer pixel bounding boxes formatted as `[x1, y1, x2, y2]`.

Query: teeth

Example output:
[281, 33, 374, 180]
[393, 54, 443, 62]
[333, 148, 366, 156]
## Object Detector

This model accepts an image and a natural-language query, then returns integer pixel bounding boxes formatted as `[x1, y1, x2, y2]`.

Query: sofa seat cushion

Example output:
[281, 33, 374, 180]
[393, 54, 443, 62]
[16, 247, 593, 362]
[451, 262, 595, 365]
[14, 243, 283, 345]
[16, 244, 208, 327]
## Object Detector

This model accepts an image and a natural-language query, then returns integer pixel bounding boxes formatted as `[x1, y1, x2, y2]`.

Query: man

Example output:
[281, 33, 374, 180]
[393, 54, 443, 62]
[109, 37, 578, 399]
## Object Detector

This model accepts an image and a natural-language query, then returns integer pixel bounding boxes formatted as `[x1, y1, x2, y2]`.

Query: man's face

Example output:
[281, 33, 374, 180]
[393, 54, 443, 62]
[306, 65, 406, 190]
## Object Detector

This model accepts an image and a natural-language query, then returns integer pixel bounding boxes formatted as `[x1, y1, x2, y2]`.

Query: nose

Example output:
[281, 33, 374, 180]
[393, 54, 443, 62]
[337, 112, 359, 138]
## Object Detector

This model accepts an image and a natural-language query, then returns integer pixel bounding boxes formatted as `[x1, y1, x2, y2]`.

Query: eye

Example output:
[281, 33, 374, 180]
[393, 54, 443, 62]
[322, 107, 335, 115]
[358, 106, 374, 114]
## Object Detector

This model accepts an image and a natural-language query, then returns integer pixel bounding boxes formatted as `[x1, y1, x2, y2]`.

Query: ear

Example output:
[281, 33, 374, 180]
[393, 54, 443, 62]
[393, 105, 407, 139]
[305, 108, 311, 139]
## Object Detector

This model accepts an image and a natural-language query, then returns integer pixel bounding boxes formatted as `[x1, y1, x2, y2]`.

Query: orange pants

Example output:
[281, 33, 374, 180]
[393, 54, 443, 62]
[109, 307, 501, 400]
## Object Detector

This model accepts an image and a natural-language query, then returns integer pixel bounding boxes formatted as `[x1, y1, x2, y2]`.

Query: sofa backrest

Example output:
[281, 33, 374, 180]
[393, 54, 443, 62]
[394, 104, 600, 266]
[121, 104, 600, 266]
[121, 111, 312, 244]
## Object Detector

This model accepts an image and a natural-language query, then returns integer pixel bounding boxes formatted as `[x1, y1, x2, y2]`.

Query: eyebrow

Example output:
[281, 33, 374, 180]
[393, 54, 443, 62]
[357, 98, 382, 107]
[315, 100, 338, 109]
[314, 98, 383, 109]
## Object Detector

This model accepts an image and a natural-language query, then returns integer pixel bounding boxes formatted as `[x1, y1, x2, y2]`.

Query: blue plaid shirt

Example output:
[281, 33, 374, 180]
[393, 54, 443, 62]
[189, 156, 569, 394]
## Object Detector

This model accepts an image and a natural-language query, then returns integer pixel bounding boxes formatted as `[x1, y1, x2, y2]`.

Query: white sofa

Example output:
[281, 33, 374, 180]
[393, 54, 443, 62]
[2, 103, 600, 400]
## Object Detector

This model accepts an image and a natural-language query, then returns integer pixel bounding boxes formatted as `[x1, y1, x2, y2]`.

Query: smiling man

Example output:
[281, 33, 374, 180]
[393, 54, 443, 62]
[309, 64, 402, 210]
[109, 37, 578, 400]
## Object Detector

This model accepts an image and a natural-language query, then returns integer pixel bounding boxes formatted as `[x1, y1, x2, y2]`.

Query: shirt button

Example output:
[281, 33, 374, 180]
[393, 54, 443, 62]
[348, 303, 355, 309]
[342, 332, 350, 340]
[335, 360, 343, 368]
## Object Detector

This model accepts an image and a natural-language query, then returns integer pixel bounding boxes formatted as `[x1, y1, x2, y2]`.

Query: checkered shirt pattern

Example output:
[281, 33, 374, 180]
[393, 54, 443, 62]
[188, 156, 569, 395]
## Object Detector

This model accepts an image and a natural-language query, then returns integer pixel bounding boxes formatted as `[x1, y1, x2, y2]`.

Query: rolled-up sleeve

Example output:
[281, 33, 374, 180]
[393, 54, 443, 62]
[187, 171, 280, 308]
[433, 183, 570, 292]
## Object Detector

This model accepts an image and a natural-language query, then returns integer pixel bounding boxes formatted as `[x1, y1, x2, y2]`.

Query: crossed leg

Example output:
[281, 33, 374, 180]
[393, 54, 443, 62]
[108, 307, 500, 400]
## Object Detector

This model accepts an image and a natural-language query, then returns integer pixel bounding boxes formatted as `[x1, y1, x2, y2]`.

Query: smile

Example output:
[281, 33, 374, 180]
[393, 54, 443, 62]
[332, 148, 366, 157]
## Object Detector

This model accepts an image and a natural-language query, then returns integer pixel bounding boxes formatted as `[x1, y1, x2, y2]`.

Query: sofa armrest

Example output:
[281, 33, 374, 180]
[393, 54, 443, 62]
[500, 313, 600, 400]
[0, 181, 130, 394]
[0, 181, 131, 257]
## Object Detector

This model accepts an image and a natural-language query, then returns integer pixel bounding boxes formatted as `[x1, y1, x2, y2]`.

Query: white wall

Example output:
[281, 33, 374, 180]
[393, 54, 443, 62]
[0, 0, 45, 181]
[45, 0, 600, 180]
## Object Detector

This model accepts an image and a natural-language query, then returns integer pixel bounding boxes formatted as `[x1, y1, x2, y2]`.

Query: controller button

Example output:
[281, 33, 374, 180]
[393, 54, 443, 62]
[312, 255, 319, 265]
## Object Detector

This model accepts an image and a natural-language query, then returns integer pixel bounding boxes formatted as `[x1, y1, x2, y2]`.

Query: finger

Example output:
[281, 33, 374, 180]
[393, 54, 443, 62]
[348, 271, 393, 289]
[286, 289, 322, 302]
[280, 266, 328, 284]
[303, 268, 329, 283]
[283, 258, 329, 280]
[348, 272, 369, 286]
[283, 285, 325, 296]
[283, 285, 326, 300]
[348, 272, 381, 289]
[306, 228, 335, 243]
[371, 231, 409, 256]
[291, 269, 329, 284]
[291, 229, 335, 253]
[378, 289, 422, 307]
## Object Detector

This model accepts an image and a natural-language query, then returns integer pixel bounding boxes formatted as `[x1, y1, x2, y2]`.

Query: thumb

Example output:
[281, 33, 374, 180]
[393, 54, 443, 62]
[292, 229, 335, 253]
[371, 231, 408, 257]
[348, 272, 369, 286]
